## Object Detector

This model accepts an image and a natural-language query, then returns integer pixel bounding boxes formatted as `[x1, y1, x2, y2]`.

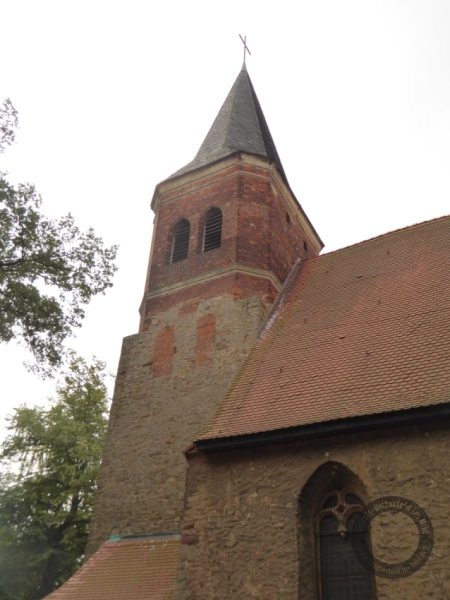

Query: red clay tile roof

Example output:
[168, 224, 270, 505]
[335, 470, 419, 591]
[45, 536, 179, 600]
[198, 216, 450, 441]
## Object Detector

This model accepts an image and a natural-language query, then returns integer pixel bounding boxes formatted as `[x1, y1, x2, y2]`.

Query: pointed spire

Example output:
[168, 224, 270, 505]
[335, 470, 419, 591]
[167, 67, 287, 182]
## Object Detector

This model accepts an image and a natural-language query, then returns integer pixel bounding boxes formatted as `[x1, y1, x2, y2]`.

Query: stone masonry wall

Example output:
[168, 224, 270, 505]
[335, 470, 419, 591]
[142, 273, 278, 327]
[87, 156, 322, 559]
[86, 293, 268, 558]
[176, 423, 450, 599]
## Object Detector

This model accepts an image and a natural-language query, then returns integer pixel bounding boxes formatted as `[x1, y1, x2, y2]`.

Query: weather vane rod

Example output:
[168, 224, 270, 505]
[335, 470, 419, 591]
[239, 34, 251, 64]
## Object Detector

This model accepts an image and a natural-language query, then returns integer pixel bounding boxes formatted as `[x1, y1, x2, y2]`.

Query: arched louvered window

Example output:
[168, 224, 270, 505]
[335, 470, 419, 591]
[317, 489, 376, 600]
[171, 219, 190, 263]
[203, 207, 222, 252]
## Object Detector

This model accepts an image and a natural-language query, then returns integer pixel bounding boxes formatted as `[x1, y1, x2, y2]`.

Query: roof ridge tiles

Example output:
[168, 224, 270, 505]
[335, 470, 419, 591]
[318, 213, 450, 260]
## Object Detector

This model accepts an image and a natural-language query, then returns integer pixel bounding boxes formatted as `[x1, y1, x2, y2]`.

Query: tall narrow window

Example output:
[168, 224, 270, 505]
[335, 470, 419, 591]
[317, 489, 376, 600]
[203, 207, 222, 252]
[171, 219, 190, 263]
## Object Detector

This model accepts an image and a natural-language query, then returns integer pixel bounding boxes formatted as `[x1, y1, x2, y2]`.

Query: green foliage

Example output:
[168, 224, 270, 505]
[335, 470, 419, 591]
[0, 99, 118, 374]
[0, 353, 109, 600]
[0, 100, 18, 154]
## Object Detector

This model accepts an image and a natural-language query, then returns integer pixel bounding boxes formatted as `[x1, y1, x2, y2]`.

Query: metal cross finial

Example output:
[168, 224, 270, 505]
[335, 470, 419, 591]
[239, 34, 251, 64]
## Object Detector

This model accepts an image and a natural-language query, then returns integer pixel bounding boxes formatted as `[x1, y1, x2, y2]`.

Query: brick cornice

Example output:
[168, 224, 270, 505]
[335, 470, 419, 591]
[143, 264, 283, 301]
[151, 153, 323, 254]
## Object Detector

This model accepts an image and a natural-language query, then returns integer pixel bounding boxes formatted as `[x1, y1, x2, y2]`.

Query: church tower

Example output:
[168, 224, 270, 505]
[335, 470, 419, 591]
[86, 65, 323, 557]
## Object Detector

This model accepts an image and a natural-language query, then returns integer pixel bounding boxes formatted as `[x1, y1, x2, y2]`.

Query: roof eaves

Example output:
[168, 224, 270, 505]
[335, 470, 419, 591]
[195, 401, 450, 453]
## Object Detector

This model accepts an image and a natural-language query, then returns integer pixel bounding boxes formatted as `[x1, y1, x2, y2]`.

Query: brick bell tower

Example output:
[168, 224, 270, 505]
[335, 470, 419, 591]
[86, 64, 323, 556]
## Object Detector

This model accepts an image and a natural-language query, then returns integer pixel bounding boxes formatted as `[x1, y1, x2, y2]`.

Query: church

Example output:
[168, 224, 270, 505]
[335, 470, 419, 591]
[47, 64, 450, 599]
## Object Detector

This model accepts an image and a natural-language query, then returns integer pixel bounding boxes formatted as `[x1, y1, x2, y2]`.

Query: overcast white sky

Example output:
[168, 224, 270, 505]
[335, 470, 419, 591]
[0, 0, 449, 440]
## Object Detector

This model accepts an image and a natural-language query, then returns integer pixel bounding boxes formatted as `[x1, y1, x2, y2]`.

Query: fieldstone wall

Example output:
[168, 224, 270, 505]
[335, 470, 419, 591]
[176, 424, 450, 599]
[85, 293, 268, 558]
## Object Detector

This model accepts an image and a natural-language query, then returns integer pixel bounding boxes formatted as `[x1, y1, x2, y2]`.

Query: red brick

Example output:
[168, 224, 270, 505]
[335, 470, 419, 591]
[178, 301, 199, 316]
[152, 326, 174, 377]
[140, 159, 320, 331]
[196, 314, 216, 367]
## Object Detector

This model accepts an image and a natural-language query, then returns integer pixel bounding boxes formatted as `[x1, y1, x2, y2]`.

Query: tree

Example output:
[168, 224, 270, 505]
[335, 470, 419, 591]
[0, 100, 18, 154]
[0, 99, 117, 374]
[0, 353, 109, 600]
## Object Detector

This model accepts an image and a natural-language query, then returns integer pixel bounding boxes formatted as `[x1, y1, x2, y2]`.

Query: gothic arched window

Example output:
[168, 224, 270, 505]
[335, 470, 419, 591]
[202, 207, 222, 252]
[171, 219, 190, 263]
[316, 488, 376, 600]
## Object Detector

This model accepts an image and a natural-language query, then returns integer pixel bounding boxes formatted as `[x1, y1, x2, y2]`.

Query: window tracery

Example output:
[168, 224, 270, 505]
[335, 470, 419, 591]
[316, 488, 376, 600]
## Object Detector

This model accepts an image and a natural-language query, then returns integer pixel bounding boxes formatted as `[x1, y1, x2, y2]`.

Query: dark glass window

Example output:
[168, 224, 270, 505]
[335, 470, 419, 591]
[171, 219, 190, 263]
[346, 493, 362, 505]
[322, 495, 339, 509]
[317, 489, 376, 600]
[203, 208, 222, 252]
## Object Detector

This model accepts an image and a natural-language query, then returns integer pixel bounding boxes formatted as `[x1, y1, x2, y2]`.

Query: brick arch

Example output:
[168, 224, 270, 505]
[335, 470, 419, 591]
[196, 205, 224, 253]
[297, 461, 373, 600]
[166, 217, 191, 264]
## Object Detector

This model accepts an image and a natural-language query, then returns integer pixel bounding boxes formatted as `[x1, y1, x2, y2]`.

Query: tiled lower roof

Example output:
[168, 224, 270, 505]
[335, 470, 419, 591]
[45, 535, 179, 600]
[198, 215, 450, 441]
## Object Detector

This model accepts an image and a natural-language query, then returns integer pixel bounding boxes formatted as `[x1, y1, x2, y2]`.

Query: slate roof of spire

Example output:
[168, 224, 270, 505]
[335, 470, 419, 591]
[197, 215, 450, 442]
[168, 64, 287, 182]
